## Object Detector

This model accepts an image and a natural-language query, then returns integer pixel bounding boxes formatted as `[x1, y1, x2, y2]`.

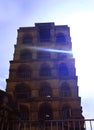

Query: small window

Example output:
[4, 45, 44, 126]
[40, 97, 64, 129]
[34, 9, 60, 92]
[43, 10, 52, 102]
[22, 35, 32, 44]
[56, 33, 66, 43]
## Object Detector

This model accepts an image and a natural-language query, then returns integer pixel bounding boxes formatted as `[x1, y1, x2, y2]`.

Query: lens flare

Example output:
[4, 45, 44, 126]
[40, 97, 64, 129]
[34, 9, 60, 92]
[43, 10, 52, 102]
[29, 46, 72, 54]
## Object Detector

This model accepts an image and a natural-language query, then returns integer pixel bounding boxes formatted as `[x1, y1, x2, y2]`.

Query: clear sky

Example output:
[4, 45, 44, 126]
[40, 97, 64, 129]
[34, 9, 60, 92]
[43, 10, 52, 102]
[0, 0, 94, 119]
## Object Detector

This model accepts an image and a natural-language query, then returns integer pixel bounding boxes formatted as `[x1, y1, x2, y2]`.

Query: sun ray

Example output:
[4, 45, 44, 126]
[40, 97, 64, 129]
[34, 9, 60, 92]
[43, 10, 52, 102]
[29, 46, 72, 54]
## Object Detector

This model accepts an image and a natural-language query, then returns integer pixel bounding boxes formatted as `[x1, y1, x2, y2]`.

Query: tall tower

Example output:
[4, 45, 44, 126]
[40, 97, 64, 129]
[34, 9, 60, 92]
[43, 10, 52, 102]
[6, 23, 84, 123]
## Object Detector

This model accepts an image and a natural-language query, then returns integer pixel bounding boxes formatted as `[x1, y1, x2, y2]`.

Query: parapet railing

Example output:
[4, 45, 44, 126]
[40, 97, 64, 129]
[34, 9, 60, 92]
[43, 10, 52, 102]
[0, 119, 94, 130]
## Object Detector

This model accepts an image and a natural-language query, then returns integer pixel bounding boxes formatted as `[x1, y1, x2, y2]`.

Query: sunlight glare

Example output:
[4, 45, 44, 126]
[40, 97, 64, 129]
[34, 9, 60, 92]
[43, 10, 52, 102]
[28, 46, 72, 54]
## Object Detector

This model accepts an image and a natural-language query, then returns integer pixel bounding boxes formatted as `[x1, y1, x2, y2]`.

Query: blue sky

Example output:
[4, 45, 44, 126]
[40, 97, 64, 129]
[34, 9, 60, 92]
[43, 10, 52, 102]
[0, 0, 94, 119]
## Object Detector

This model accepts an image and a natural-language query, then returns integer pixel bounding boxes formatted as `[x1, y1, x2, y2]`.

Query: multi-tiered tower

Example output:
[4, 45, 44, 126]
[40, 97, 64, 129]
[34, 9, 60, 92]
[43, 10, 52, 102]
[6, 23, 84, 123]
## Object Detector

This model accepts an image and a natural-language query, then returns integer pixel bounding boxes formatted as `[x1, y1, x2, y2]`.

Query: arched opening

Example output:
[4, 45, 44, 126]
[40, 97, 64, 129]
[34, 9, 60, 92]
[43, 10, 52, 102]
[56, 33, 66, 43]
[14, 83, 31, 100]
[16, 65, 32, 79]
[20, 49, 32, 61]
[19, 105, 29, 120]
[39, 82, 52, 97]
[59, 82, 71, 97]
[61, 105, 72, 119]
[58, 63, 69, 77]
[38, 103, 53, 120]
[40, 63, 51, 76]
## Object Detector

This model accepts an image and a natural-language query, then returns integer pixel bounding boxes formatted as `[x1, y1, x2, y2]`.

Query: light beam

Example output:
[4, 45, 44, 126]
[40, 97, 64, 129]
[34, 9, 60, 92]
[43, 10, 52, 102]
[29, 46, 72, 54]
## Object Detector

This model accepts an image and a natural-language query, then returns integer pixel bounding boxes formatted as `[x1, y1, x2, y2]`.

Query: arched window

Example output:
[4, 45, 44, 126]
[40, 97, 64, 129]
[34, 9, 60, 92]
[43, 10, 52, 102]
[39, 82, 52, 97]
[59, 82, 71, 97]
[40, 64, 51, 76]
[38, 103, 53, 120]
[37, 51, 51, 59]
[22, 35, 32, 44]
[19, 105, 29, 120]
[56, 33, 66, 43]
[16, 65, 32, 79]
[58, 63, 69, 77]
[20, 49, 32, 61]
[15, 83, 31, 100]
[61, 105, 72, 119]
